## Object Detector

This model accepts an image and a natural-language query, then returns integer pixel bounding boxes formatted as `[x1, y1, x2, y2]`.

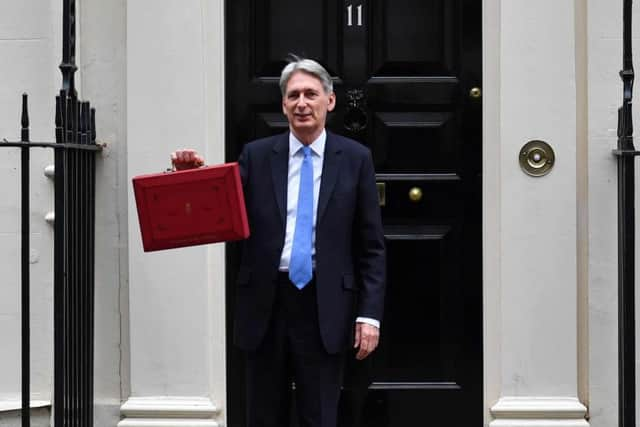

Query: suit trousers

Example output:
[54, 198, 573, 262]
[245, 273, 345, 427]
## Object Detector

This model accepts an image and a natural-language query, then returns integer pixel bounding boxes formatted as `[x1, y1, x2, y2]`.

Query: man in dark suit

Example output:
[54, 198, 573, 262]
[172, 57, 385, 427]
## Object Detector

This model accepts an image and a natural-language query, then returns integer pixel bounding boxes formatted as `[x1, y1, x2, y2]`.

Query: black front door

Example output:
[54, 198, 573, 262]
[225, 1, 482, 425]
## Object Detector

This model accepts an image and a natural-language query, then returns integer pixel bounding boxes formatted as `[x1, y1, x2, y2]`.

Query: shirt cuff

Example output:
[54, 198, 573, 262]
[356, 317, 380, 329]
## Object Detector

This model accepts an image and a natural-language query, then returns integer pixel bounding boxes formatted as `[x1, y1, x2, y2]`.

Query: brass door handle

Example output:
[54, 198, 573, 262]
[408, 187, 423, 202]
[469, 87, 482, 99]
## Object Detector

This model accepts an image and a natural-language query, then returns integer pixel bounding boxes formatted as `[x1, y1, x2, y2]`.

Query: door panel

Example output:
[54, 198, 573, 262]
[252, 1, 342, 79]
[226, 1, 482, 425]
[254, 112, 289, 137]
[379, 229, 460, 383]
[371, 112, 458, 173]
[369, 0, 456, 76]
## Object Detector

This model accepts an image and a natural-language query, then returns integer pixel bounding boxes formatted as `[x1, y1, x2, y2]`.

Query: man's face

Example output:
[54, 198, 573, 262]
[282, 71, 336, 142]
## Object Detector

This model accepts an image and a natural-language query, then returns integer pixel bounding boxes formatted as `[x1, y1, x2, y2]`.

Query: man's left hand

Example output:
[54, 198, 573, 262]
[354, 322, 379, 360]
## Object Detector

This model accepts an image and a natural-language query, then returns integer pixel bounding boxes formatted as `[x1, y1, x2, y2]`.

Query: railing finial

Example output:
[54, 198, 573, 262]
[60, 0, 77, 96]
[21, 94, 29, 143]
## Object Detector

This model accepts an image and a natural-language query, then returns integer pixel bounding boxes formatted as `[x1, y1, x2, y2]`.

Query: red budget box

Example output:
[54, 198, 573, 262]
[132, 162, 250, 252]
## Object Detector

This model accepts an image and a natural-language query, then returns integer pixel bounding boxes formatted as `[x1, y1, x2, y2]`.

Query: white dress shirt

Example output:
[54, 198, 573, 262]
[278, 130, 379, 328]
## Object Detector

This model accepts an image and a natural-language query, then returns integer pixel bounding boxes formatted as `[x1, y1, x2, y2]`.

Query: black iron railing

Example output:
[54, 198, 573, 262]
[613, 1, 638, 426]
[1, 0, 100, 425]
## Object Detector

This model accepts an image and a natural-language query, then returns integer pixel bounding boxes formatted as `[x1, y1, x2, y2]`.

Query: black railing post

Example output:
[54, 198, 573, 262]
[60, 0, 77, 96]
[70, 93, 78, 427]
[613, 1, 637, 426]
[88, 106, 96, 425]
[78, 102, 85, 427]
[54, 93, 66, 427]
[20, 93, 30, 427]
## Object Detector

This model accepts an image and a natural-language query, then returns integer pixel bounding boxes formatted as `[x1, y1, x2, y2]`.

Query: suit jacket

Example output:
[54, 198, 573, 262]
[233, 131, 386, 354]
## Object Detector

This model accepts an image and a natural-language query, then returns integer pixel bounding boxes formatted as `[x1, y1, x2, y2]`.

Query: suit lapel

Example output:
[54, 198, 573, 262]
[270, 132, 289, 226]
[317, 132, 342, 223]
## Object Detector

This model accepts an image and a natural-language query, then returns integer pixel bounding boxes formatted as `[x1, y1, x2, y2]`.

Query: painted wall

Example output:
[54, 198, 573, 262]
[79, 0, 128, 425]
[122, 0, 226, 425]
[586, 0, 639, 425]
[0, 0, 127, 425]
[483, 1, 588, 425]
[0, 0, 58, 411]
[484, 0, 640, 426]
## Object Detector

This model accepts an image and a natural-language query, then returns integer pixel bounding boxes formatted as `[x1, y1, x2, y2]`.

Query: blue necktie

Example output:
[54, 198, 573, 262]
[289, 146, 314, 289]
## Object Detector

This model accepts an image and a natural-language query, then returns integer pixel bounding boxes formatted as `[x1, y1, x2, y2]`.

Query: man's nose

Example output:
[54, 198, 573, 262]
[296, 94, 307, 107]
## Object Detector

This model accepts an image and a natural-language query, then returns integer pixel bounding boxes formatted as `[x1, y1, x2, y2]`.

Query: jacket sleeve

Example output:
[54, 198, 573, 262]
[238, 144, 249, 189]
[355, 149, 386, 322]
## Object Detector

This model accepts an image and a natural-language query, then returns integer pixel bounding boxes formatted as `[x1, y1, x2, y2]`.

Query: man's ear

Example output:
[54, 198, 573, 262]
[327, 92, 336, 112]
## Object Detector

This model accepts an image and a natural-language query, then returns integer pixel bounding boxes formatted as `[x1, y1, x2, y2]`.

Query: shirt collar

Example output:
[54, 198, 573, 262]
[289, 130, 326, 158]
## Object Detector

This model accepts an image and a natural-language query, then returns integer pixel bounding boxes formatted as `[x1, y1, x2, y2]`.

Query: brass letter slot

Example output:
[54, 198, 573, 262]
[377, 182, 386, 206]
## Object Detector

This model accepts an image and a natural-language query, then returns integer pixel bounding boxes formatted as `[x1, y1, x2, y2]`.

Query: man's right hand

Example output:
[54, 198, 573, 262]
[171, 149, 205, 170]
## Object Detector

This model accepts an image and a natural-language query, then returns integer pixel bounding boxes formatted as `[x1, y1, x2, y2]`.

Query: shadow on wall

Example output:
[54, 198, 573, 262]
[0, 407, 51, 427]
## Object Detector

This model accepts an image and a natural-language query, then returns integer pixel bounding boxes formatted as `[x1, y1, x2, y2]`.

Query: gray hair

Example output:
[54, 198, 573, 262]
[279, 55, 333, 96]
